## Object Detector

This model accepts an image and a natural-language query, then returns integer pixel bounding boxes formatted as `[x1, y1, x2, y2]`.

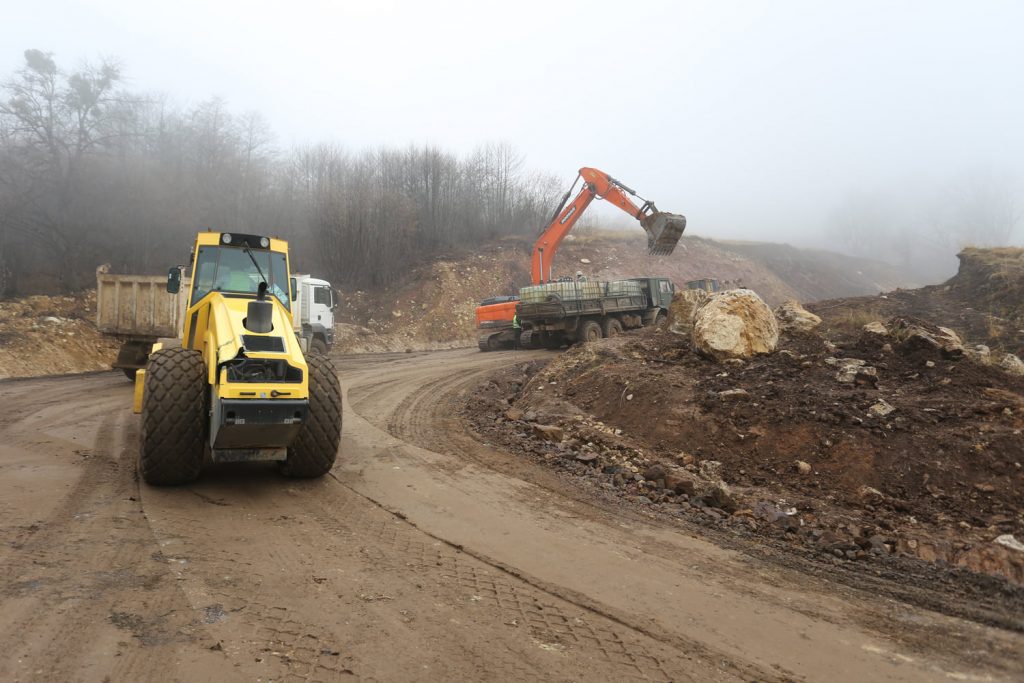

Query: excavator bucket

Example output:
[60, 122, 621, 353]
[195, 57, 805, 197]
[642, 212, 686, 256]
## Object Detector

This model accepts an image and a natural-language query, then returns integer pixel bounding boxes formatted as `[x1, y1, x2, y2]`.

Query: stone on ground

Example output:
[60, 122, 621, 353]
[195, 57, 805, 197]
[666, 289, 709, 336]
[887, 317, 964, 357]
[692, 289, 779, 361]
[774, 299, 822, 332]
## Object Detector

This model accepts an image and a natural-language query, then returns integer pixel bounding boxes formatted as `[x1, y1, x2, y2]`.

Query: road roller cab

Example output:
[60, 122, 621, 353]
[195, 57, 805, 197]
[134, 231, 342, 485]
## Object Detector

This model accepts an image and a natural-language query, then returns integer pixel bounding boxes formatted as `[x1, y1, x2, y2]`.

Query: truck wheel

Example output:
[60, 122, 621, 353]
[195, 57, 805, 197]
[577, 319, 603, 343]
[603, 318, 623, 338]
[281, 354, 342, 478]
[309, 338, 328, 355]
[140, 348, 207, 486]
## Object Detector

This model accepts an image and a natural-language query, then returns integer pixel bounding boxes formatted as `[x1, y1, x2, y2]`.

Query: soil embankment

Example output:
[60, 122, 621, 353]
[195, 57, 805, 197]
[464, 247, 1024, 606]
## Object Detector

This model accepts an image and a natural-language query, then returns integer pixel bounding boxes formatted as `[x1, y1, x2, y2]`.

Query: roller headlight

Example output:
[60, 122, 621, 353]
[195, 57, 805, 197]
[222, 233, 233, 244]
[260, 237, 270, 248]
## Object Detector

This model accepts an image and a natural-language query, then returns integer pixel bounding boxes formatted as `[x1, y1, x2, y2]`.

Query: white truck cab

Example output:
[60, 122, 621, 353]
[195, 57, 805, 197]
[290, 274, 336, 354]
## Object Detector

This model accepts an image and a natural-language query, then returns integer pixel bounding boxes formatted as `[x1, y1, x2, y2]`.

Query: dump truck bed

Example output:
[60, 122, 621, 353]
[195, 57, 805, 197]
[96, 274, 188, 339]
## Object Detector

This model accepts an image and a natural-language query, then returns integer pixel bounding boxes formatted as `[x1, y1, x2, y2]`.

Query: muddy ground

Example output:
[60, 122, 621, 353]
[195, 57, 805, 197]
[464, 335, 1024, 627]
[7, 350, 1022, 681]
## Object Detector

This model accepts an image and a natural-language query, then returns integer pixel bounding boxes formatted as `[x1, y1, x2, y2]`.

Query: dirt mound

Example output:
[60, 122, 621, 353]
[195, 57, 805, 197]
[465, 304, 1024, 588]
[0, 291, 119, 379]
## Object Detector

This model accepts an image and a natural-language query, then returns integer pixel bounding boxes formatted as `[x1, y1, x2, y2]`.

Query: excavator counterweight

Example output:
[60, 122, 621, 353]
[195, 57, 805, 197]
[642, 212, 687, 256]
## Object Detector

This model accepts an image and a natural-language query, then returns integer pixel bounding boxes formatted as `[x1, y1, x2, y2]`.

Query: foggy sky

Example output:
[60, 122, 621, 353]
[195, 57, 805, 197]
[3, 0, 1023, 246]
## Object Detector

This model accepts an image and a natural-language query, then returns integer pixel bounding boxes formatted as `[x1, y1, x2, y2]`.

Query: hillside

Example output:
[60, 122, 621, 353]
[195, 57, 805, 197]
[810, 246, 1024, 355]
[331, 232, 916, 352]
[0, 233, 921, 374]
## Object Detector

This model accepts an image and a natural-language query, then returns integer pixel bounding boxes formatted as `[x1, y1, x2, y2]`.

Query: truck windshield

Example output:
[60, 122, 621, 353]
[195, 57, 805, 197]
[191, 246, 290, 310]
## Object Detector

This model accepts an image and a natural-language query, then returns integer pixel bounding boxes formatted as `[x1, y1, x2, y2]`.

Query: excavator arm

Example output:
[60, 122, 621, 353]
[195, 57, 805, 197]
[530, 167, 685, 284]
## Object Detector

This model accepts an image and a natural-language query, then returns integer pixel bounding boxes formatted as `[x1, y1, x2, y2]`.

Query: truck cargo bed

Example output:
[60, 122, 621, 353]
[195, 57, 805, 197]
[517, 293, 647, 321]
[96, 274, 188, 339]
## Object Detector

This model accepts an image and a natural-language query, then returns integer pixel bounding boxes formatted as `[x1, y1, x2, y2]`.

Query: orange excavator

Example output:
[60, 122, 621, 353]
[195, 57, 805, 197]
[476, 167, 686, 350]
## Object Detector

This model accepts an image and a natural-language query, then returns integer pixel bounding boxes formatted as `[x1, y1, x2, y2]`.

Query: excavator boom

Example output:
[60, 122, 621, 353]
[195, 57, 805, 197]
[531, 167, 685, 283]
[476, 166, 685, 351]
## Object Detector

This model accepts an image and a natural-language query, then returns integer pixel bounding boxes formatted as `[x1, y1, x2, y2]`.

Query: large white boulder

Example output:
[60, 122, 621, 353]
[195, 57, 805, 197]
[667, 289, 709, 336]
[692, 289, 779, 360]
[774, 299, 822, 332]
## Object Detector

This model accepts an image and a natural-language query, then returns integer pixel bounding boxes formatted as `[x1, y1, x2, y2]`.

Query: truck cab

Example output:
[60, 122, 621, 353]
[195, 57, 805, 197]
[629, 277, 676, 313]
[290, 274, 336, 354]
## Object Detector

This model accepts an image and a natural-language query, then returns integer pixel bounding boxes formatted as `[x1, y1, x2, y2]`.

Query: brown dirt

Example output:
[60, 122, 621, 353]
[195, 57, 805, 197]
[462, 249, 1024, 613]
[0, 290, 119, 379]
[10, 351, 1021, 681]
[810, 247, 1024, 355]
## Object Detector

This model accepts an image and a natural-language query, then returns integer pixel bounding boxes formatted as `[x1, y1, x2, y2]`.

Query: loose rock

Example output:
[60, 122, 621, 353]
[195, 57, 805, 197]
[888, 317, 964, 358]
[867, 400, 895, 418]
[774, 299, 822, 332]
[999, 353, 1024, 376]
[717, 388, 750, 401]
[531, 424, 564, 442]
[692, 289, 779, 361]
[667, 289, 710, 337]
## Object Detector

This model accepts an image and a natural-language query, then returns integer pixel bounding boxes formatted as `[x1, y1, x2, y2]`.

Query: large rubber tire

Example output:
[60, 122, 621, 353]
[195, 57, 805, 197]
[140, 348, 207, 486]
[281, 354, 342, 478]
[603, 317, 623, 338]
[577, 319, 603, 343]
[309, 338, 329, 355]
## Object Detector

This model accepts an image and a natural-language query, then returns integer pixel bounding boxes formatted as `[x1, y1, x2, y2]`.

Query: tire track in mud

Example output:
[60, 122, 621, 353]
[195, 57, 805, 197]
[342, 367, 763, 682]
[142, 467, 741, 683]
[0, 406, 215, 682]
[302, 484, 709, 683]
[143, 486, 376, 682]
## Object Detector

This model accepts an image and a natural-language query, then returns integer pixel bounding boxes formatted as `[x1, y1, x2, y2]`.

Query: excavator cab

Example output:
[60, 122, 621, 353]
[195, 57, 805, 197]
[642, 212, 687, 256]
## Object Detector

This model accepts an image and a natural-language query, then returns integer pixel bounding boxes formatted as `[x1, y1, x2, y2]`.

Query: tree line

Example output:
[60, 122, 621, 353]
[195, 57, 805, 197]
[0, 50, 560, 296]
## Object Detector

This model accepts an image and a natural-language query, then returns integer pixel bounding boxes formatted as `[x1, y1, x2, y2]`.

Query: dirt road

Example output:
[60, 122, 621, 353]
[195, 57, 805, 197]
[1, 349, 1021, 682]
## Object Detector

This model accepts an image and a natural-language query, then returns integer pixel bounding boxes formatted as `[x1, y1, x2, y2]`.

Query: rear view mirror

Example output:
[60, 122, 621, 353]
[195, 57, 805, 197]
[166, 267, 181, 294]
[290, 277, 297, 302]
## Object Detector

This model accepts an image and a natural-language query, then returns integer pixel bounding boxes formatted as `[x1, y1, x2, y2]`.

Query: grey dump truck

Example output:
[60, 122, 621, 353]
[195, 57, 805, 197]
[518, 276, 675, 349]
